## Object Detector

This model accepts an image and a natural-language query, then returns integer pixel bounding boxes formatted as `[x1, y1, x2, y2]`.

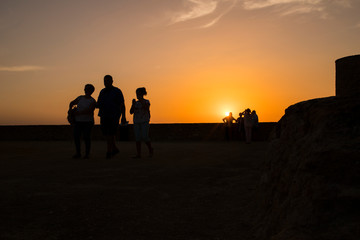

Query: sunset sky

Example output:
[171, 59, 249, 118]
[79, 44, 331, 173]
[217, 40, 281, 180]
[1, 0, 360, 125]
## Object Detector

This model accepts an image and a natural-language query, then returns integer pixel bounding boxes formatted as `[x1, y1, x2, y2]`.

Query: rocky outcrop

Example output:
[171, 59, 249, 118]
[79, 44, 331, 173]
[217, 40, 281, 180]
[254, 96, 360, 240]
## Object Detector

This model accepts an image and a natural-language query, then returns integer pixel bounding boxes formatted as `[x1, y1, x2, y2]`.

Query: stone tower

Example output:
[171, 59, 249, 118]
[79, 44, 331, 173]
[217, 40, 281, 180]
[335, 54, 360, 97]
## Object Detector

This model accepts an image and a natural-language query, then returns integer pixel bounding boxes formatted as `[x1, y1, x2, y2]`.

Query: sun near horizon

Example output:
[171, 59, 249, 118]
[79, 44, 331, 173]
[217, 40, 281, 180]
[0, 1, 359, 125]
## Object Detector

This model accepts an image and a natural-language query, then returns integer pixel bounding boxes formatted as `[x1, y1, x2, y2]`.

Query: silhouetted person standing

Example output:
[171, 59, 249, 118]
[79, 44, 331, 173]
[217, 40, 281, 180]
[69, 84, 96, 159]
[243, 108, 253, 144]
[251, 110, 258, 127]
[236, 112, 245, 141]
[130, 87, 153, 158]
[251, 110, 259, 139]
[223, 112, 236, 141]
[97, 75, 127, 159]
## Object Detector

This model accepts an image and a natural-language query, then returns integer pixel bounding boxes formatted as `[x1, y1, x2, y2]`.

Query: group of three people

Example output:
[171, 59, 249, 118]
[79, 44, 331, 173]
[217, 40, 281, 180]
[223, 109, 258, 143]
[68, 75, 153, 159]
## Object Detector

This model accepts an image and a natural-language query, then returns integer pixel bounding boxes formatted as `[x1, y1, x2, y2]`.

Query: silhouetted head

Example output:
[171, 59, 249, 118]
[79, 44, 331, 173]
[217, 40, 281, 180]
[84, 84, 95, 96]
[251, 110, 256, 114]
[136, 87, 147, 99]
[245, 108, 251, 113]
[229, 112, 233, 116]
[104, 75, 113, 88]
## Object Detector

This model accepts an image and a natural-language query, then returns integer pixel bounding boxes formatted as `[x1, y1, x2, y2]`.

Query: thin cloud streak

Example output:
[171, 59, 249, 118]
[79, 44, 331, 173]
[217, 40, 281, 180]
[200, 0, 238, 28]
[169, 0, 238, 28]
[171, 0, 218, 24]
[281, 5, 324, 16]
[242, 0, 351, 17]
[243, 0, 320, 10]
[0, 66, 45, 72]
[167, 0, 351, 29]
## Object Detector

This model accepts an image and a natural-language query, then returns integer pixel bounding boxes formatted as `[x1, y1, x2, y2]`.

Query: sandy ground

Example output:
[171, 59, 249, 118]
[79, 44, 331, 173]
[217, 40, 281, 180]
[0, 141, 268, 240]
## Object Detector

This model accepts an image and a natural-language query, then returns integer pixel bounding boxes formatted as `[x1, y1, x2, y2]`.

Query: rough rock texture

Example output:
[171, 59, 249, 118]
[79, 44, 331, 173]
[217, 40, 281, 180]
[254, 96, 360, 240]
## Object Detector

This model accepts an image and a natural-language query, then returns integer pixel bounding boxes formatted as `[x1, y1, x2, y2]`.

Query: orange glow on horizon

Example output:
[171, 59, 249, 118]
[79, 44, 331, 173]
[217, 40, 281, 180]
[0, 1, 348, 125]
[0, 63, 334, 125]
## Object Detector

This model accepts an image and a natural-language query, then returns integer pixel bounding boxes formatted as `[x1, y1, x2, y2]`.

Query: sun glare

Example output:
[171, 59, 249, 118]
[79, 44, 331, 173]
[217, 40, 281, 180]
[225, 111, 230, 117]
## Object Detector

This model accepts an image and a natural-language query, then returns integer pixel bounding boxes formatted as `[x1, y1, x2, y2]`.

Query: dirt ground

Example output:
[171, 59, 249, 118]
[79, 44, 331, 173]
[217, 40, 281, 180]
[0, 141, 269, 240]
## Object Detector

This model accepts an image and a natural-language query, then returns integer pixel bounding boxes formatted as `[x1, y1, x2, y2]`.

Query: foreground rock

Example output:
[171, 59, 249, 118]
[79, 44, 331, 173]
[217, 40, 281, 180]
[254, 96, 360, 240]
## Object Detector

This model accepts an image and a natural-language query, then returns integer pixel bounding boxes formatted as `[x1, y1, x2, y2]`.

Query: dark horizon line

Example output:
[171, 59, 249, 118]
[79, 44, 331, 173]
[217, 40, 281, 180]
[0, 122, 277, 127]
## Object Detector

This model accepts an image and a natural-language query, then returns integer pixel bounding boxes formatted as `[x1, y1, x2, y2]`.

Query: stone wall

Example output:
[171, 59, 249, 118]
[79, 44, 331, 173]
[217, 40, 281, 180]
[252, 54, 360, 240]
[253, 96, 360, 240]
[0, 123, 276, 141]
[336, 54, 360, 97]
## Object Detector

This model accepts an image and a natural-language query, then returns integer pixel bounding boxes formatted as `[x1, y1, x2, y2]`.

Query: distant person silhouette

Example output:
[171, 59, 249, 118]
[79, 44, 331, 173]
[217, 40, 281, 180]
[97, 75, 127, 159]
[130, 87, 153, 158]
[243, 108, 253, 144]
[223, 112, 236, 141]
[236, 112, 245, 141]
[69, 84, 96, 159]
[251, 110, 259, 132]
[251, 110, 259, 127]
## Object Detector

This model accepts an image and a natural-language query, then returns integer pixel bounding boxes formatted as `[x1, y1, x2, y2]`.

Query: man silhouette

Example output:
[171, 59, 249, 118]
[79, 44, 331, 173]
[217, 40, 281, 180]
[97, 75, 127, 158]
[223, 112, 236, 141]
